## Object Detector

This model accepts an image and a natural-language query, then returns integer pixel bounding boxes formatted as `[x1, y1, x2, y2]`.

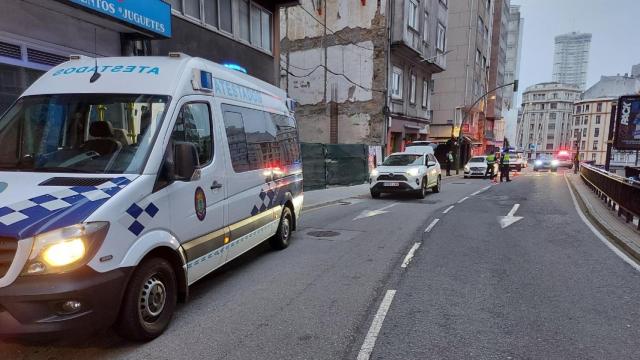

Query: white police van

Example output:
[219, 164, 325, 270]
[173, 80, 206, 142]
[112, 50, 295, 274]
[0, 54, 302, 340]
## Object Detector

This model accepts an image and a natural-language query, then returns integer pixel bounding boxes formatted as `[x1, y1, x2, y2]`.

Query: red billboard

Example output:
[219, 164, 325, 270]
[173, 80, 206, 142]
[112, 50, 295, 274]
[615, 95, 640, 150]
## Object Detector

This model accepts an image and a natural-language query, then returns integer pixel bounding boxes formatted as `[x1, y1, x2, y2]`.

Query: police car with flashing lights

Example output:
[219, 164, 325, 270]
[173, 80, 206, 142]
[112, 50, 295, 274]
[0, 54, 302, 340]
[369, 152, 441, 199]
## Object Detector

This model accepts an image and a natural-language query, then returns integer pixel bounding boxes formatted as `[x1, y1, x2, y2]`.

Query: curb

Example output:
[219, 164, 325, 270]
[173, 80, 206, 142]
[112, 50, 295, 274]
[566, 175, 640, 263]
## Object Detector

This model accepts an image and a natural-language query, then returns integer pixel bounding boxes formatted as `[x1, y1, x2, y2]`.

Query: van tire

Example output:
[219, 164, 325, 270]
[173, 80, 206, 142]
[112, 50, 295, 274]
[270, 207, 292, 250]
[116, 257, 177, 341]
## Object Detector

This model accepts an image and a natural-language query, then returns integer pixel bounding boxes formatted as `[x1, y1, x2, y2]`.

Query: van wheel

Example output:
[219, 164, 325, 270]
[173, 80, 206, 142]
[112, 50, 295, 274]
[117, 257, 177, 341]
[270, 207, 292, 250]
[432, 176, 441, 193]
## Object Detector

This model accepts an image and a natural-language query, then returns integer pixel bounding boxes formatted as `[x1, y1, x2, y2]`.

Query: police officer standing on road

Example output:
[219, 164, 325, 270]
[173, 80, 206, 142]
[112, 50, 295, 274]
[500, 151, 511, 182]
[446, 151, 454, 176]
[486, 152, 496, 179]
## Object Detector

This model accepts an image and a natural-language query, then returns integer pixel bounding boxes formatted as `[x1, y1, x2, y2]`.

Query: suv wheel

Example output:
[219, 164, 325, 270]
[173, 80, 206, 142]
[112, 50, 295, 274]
[432, 176, 441, 193]
[370, 190, 381, 198]
[417, 178, 428, 199]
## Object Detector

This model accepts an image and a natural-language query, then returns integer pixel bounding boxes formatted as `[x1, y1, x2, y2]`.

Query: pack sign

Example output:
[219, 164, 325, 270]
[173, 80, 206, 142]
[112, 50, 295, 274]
[615, 95, 640, 150]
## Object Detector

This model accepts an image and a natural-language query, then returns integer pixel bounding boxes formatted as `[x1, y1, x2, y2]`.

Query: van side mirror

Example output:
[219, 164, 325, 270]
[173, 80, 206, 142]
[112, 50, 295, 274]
[174, 142, 199, 181]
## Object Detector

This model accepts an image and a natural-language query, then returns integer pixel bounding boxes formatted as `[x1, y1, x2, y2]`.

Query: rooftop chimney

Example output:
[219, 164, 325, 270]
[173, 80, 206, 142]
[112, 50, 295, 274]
[632, 63, 640, 78]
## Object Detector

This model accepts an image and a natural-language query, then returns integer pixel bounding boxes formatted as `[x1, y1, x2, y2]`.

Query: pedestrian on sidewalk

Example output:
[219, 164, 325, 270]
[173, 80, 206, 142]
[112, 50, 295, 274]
[446, 151, 454, 176]
[500, 151, 511, 182]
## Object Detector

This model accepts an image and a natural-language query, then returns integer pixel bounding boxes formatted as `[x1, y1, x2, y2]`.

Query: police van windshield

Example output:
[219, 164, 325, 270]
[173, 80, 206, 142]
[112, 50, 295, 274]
[0, 94, 169, 174]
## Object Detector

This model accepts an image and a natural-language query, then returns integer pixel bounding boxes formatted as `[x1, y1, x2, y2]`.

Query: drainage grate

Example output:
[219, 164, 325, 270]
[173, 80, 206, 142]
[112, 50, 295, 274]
[307, 230, 341, 238]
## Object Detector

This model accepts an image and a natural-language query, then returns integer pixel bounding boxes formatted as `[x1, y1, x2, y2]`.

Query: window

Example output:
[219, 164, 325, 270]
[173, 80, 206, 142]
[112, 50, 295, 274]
[168, 0, 182, 12]
[549, 113, 557, 120]
[251, 4, 272, 52]
[423, 12, 430, 42]
[476, 49, 481, 64]
[595, 115, 601, 124]
[204, 0, 219, 27]
[184, 0, 201, 18]
[548, 123, 556, 130]
[482, 56, 487, 69]
[437, 23, 446, 51]
[477, 17, 484, 35]
[574, 118, 579, 126]
[550, 103, 557, 109]
[238, 0, 250, 41]
[593, 140, 599, 150]
[422, 80, 429, 108]
[592, 153, 597, 161]
[576, 105, 581, 114]
[410, 74, 417, 104]
[581, 140, 586, 150]
[585, 104, 590, 112]
[582, 129, 587, 137]
[596, 103, 602, 112]
[392, 67, 403, 99]
[546, 143, 554, 150]
[594, 128, 600, 137]
[218, 0, 232, 33]
[408, 0, 419, 30]
[486, 0, 491, 11]
[172, 103, 213, 166]
[221, 104, 299, 173]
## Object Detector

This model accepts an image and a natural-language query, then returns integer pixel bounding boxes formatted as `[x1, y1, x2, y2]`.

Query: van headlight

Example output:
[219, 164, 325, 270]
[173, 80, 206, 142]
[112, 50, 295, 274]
[22, 222, 109, 275]
[406, 168, 420, 177]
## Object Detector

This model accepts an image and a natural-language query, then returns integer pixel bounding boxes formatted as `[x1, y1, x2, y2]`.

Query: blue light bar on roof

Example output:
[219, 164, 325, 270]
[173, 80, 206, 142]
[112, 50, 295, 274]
[200, 70, 213, 90]
[223, 63, 248, 74]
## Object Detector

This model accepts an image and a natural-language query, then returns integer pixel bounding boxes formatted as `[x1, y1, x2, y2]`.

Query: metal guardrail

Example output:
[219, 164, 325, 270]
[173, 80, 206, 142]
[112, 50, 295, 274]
[580, 164, 640, 230]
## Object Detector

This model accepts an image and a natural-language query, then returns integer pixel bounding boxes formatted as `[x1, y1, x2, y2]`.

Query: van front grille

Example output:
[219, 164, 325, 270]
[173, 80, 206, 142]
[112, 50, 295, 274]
[0, 237, 17, 278]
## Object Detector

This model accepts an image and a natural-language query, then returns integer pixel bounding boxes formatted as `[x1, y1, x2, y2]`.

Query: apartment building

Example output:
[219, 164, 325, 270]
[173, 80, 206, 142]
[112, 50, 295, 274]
[486, 0, 510, 151]
[552, 32, 592, 90]
[503, 5, 523, 143]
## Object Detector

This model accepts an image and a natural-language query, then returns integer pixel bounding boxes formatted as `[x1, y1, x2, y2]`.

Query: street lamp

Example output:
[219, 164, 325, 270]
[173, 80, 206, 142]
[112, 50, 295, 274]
[454, 80, 519, 174]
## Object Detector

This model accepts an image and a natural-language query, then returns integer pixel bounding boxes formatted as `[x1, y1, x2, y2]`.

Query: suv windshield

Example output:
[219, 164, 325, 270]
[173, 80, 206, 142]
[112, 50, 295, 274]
[0, 94, 169, 174]
[469, 157, 485, 163]
[383, 154, 423, 166]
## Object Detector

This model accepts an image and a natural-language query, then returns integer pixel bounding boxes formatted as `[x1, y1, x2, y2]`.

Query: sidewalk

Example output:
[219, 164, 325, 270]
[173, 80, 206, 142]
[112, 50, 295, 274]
[303, 170, 464, 210]
[566, 173, 640, 260]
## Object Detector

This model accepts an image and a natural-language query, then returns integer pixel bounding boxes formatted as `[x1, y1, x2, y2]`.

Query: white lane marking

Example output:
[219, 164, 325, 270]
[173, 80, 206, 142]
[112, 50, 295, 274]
[457, 196, 469, 203]
[424, 218, 440, 233]
[401, 242, 421, 268]
[443, 205, 455, 214]
[357, 290, 397, 360]
[353, 203, 398, 220]
[564, 176, 640, 272]
[482, 185, 491, 191]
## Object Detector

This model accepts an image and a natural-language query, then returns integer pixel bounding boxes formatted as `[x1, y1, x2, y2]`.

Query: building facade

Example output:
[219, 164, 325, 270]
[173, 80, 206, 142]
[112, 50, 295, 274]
[279, 0, 447, 154]
[486, 0, 510, 151]
[516, 82, 581, 159]
[0, 0, 293, 114]
[430, 0, 494, 157]
[552, 32, 592, 90]
[572, 70, 640, 166]
[503, 4, 523, 144]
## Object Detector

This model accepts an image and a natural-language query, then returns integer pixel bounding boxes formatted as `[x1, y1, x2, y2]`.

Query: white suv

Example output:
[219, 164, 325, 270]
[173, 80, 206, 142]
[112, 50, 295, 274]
[370, 152, 442, 199]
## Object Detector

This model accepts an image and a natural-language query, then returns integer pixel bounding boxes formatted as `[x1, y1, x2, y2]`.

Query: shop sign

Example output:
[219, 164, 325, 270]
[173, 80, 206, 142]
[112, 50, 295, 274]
[615, 95, 640, 150]
[65, 0, 172, 37]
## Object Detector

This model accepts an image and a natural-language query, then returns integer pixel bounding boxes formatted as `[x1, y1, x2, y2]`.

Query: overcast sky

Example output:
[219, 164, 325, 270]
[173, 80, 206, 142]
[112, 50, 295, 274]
[515, 0, 640, 93]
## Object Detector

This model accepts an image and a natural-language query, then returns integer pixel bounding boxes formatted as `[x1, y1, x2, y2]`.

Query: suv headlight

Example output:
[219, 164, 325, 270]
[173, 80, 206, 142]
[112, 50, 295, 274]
[464, 165, 470, 171]
[551, 160, 559, 167]
[535, 160, 543, 166]
[406, 167, 420, 177]
[22, 222, 109, 275]
[370, 169, 379, 177]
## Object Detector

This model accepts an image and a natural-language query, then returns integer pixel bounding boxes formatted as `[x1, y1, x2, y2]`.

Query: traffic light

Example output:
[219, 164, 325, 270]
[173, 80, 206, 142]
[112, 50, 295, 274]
[513, 80, 519, 92]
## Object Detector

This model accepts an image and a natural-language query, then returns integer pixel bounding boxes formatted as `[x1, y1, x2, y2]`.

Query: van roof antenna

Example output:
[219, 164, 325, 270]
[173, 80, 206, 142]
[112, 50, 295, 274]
[90, 28, 101, 83]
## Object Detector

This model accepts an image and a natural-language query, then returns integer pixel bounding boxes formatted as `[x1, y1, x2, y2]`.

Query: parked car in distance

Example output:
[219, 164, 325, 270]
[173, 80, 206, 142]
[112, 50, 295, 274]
[555, 150, 573, 168]
[464, 156, 494, 178]
[370, 152, 441, 199]
[533, 155, 558, 172]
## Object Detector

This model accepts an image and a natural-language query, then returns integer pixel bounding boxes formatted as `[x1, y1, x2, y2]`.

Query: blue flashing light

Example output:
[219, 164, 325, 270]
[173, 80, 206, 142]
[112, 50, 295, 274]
[223, 63, 248, 74]
[200, 71, 213, 90]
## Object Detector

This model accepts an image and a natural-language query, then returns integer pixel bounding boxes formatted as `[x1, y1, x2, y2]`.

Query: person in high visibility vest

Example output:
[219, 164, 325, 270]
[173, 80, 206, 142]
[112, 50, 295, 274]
[500, 152, 512, 182]
[485, 152, 497, 179]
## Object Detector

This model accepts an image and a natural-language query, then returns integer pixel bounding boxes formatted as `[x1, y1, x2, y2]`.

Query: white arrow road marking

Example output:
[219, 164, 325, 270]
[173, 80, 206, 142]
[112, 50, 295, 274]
[498, 203, 524, 229]
[401, 242, 421, 268]
[357, 290, 397, 360]
[353, 203, 397, 221]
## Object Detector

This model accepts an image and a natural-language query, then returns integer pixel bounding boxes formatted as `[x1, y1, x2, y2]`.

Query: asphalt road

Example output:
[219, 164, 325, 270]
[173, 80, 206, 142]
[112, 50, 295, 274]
[2, 169, 639, 359]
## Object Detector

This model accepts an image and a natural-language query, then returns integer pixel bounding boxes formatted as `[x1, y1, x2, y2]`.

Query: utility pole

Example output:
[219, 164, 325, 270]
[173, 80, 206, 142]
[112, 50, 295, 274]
[605, 103, 616, 171]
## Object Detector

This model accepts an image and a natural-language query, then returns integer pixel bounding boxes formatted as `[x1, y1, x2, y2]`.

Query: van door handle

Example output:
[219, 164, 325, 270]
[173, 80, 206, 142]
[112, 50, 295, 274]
[210, 181, 223, 190]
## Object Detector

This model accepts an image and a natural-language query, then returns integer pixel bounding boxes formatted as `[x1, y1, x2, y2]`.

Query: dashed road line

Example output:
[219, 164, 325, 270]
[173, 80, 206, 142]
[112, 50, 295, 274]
[424, 218, 440, 233]
[457, 196, 469, 204]
[443, 205, 455, 214]
[357, 290, 397, 360]
[400, 242, 421, 268]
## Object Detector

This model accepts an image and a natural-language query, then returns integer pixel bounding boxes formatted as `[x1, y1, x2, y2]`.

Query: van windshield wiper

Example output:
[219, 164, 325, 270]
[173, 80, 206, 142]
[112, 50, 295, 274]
[33, 167, 92, 173]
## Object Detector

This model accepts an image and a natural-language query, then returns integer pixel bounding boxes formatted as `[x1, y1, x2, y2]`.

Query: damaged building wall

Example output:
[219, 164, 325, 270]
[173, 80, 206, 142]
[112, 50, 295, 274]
[280, 0, 388, 145]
